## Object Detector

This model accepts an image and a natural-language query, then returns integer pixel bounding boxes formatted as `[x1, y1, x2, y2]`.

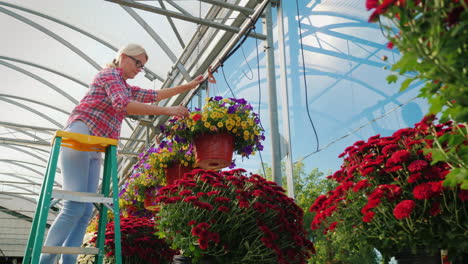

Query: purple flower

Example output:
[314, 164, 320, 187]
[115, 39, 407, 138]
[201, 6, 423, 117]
[144, 163, 151, 170]
[228, 105, 238, 114]
[237, 98, 247, 105]
[214, 96, 223, 101]
[229, 161, 236, 169]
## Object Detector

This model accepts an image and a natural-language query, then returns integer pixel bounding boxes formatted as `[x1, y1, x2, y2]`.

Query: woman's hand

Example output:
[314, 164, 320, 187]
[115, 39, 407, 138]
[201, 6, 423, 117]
[166, 105, 189, 117]
[187, 75, 205, 89]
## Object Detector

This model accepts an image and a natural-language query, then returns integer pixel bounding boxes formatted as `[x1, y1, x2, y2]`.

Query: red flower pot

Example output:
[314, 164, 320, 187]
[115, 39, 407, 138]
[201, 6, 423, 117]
[165, 163, 193, 185]
[144, 193, 159, 212]
[194, 133, 234, 170]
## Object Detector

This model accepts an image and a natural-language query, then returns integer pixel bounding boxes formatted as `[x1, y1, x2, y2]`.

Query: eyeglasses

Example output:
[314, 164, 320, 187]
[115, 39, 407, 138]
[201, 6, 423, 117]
[127, 55, 145, 69]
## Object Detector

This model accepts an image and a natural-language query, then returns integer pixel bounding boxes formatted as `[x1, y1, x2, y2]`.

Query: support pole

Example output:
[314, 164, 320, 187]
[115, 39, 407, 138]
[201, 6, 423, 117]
[277, 0, 294, 198]
[263, 3, 282, 186]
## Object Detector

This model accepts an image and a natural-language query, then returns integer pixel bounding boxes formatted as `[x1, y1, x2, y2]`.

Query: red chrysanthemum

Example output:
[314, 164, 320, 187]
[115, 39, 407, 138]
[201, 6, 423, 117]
[393, 200, 416, 219]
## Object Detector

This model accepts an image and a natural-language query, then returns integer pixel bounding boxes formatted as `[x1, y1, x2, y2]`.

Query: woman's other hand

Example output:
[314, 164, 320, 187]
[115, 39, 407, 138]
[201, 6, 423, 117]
[167, 105, 189, 117]
[188, 75, 205, 89]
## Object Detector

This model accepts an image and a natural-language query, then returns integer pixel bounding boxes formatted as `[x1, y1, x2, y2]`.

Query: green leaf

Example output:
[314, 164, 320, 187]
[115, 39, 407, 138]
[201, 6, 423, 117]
[387, 74, 398, 84]
[399, 77, 415, 91]
[428, 148, 447, 164]
[448, 134, 464, 147]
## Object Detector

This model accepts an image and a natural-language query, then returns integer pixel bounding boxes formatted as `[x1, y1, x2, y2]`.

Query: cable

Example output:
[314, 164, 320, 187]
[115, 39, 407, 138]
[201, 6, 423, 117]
[220, 65, 236, 98]
[296, 96, 418, 164]
[295, 0, 320, 152]
[240, 46, 254, 80]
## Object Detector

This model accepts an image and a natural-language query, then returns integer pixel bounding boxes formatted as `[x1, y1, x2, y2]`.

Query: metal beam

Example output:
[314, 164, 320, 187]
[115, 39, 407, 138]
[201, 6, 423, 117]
[201, 0, 255, 15]
[263, 3, 282, 184]
[0, 94, 71, 116]
[0, 1, 163, 82]
[0, 60, 78, 105]
[0, 56, 87, 88]
[0, 6, 102, 70]
[0, 121, 55, 133]
[105, 0, 266, 40]
[158, 0, 185, 49]
[121, 6, 191, 81]
[0, 97, 63, 128]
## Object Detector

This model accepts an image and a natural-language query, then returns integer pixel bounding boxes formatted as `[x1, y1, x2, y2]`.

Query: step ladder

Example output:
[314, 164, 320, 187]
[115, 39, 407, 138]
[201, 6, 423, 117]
[23, 130, 122, 264]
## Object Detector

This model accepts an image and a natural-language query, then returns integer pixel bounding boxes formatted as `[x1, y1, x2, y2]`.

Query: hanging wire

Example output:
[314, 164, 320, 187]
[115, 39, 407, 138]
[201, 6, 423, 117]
[296, 96, 419, 164]
[220, 65, 236, 98]
[240, 46, 254, 80]
[295, 0, 320, 152]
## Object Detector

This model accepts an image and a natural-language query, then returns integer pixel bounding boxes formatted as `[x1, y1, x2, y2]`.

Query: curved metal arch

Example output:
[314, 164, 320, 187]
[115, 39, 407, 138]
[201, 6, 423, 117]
[0, 193, 37, 206]
[0, 193, 59, 216]
[0, 2, 164, 82]
[0, 56, 88, 88]
[302, 46, 385, 68]
[6, 128, 51, 143]
[0, 6, 101, 70]
[0, 94, 71, 116]
[0, 173, 61, 188]
[307, 11, 379, 25]
[0, 144, 48, 163]
[0, 97, 64, 128]
[0, 59, 78, 105]
[121, 6, 191, 81]
[0, 183, 37, 195]
[157, 0, 186, 49]
[0, 159, 60, 175]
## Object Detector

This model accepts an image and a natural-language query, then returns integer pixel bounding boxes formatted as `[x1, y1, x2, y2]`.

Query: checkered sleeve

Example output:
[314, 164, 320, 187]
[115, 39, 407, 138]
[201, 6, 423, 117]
[130, 86, 158, 103]
[100, 70, 131, 113]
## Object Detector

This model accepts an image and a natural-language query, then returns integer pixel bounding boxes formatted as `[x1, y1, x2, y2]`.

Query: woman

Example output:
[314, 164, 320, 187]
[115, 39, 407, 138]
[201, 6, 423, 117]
[40, 44, 204, 264]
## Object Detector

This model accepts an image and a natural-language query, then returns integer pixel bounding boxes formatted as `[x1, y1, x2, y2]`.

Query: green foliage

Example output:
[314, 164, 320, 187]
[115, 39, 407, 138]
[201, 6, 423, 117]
[259, 162, 379, 264]
[424, 122, 468, 189]
[369, 1, 468, 122]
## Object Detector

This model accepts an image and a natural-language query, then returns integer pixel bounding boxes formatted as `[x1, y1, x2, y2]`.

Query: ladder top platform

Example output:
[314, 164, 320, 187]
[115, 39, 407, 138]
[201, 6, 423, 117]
[54, 130, 118, 152]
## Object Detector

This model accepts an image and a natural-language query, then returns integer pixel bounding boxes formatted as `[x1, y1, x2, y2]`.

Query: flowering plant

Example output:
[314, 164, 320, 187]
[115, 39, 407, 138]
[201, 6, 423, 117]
[161, 97, 265, 158]
[88, 216, 178, 264]
[119, 171, 162, 217]
[366, 0, 468, 122]
[146, 139, 197, 171]
[309, 116, 468, 261]
[155, 168, 315, 264]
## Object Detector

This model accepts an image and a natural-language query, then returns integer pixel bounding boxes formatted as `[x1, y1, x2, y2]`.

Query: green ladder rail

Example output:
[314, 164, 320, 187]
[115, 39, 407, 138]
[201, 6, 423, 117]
[23, 130, 122, 264]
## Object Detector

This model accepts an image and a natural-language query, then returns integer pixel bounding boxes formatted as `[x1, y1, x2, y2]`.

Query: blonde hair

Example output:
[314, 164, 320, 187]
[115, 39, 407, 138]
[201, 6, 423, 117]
[106, 43, 148, 68]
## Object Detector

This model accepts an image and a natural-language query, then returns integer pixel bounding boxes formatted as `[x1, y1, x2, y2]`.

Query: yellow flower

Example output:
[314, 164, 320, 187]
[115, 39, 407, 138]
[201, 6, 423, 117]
[222, 98, 230, 103]
[217, 122, 224, 128]
[244, 130, 250, 136]
[204, 122, 211, 128]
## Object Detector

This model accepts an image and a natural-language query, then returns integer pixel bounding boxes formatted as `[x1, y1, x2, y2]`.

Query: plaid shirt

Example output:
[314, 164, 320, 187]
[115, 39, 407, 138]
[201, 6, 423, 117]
[66, 67, 158, 139]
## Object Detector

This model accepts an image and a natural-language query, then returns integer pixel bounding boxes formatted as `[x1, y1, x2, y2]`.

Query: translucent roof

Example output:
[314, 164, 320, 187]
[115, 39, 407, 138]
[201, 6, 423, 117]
[0, 0, 428, 257]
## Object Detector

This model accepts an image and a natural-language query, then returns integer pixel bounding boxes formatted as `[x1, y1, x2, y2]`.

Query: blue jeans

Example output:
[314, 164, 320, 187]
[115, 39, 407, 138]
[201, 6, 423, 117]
[40, 121, 102, 264]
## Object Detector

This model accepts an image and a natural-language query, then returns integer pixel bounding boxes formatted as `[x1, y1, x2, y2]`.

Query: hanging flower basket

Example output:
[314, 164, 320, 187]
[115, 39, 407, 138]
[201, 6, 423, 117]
[143, 188, 160, 212]
[165, 163, 193, 185]
[194, 133, 234, 170]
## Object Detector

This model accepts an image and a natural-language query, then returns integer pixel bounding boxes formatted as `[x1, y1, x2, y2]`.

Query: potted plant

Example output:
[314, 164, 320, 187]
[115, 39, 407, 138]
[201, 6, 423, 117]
[86, 216, 178, 264]
[147, 139, 197, 185]
[309, 115, 468, 263]
[366, 0, 468, 122]
[161, 96, 265, 170]
[155, 168, 315, 264]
